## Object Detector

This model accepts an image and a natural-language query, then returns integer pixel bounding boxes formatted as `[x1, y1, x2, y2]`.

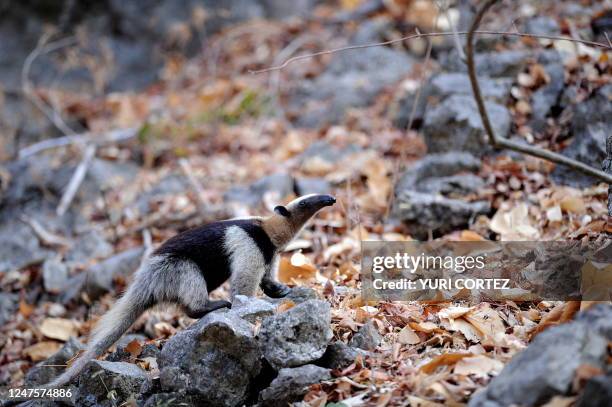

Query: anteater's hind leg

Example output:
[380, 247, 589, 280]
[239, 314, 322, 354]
[173, 258, 231, 318]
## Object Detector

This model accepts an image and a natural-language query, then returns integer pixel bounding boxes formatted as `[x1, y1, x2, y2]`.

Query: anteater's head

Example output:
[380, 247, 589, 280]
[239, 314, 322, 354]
[265, 194, 336, 248]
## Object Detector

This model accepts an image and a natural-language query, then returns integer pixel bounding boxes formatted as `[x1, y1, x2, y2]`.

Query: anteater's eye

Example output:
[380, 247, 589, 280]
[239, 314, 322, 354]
[299, 201, 306, 207]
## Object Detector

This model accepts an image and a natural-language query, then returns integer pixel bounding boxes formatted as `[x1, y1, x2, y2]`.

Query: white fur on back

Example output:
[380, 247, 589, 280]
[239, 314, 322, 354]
[224, 225, 267, 298]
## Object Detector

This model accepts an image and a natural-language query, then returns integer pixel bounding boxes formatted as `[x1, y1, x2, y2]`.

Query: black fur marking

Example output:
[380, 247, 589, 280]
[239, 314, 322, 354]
[274, 205, 290, 217]
[153, 219, 276, 292]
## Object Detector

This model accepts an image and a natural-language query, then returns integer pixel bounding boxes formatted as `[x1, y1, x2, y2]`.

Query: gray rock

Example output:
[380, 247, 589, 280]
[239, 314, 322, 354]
[259, 299, 332, 370]
[395, 73, 512, 129]
[553, 85, 612, 186]
[443, 49, 562, 78]
[396, 152, 482, 193]
[0, 292, 18, 327]
[576, 374, 612, 407]
[288, 46, 414, 127]
[260, 364, 331, 406]
[317, 342, 359, 370]
[469, 304, 612, 407]
[423, 95, 511, 156]
[61, 246, 145, 303]
[232, 295, 275, 324]
[42, 258, 70, 294]
[392, 152, 489, 238]
[295, 177, 332, 196]
[64, 229, 114, 265]
[298, 141, 363, 165]
[529, 61, 565, 132]
[159, 309, 261, 407]
[134, 174, 189, 215]
[350, 320, 381, 350]
[224, 173, 294, 207]
[76, 360, 149, 405]
[143, 392, 203, 407]
[393, 190, 490, 238]
[25, 337, 84, 386]
[0, 216, 55, 273]
[524, 16, 561, 36]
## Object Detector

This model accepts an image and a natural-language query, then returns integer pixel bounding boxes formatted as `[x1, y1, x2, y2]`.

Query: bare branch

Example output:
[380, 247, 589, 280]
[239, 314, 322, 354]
[56, 144, 97, 216]
[22, 33, 79, 136]
[21, 216, 72, 248]
[466, 0, 612, 184]
[18, 127, 138, 159]
[251, 30, 610, 74]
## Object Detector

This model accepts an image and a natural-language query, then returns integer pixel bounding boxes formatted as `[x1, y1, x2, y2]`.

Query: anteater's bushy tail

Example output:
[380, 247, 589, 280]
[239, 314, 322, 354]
[46, 277, 151, 388]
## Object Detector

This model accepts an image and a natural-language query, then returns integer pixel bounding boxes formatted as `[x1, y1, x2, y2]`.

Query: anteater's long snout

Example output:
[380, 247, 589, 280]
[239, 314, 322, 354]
[315, 194, 336, 207]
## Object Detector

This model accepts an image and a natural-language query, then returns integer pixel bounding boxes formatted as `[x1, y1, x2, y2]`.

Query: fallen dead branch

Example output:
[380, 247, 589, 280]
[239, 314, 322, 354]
[18, 127, 139, 159]
[20, 216, 72, 248]
[466, 0, 612, 184]
[56, 144, 97, 216]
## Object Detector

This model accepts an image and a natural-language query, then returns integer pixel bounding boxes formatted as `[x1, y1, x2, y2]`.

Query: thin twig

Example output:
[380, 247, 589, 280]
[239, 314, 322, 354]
[435, 0, 465, 61]
[19, 127, 138, 159]
[22, 33, 79, 136]
[56, 144, 97, 216]
[250, 30, 610, 74]
[466, 0, 612, 184]
[20, 216, 72, 248]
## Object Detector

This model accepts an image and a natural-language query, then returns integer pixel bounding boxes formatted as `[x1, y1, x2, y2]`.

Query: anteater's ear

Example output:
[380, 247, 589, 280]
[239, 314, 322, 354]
[274, 205, 290, 217]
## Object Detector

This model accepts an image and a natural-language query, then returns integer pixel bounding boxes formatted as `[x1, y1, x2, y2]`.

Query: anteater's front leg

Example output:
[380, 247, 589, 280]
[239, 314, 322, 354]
[260, 256, 290, 298]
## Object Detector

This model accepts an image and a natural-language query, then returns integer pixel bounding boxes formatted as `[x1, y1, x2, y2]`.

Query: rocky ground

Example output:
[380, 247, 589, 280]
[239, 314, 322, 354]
[1, 0, 611, 406]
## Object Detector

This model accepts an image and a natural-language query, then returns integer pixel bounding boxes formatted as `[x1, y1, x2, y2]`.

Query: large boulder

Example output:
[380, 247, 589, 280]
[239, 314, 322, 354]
[159, 309, 262, 407]
[393, 152, 489, 238]
[423, 95, 511, 156]
[258, 299, 333, 370]
[553, 84, 612, 186]
[469, 304, 612, 407]
[394, 73, 512, 129]
[288, 22, 414, 128]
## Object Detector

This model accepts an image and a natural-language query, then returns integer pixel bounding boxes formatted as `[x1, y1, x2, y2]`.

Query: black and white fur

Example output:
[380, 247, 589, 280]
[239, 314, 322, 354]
[46, 193, 336, 388]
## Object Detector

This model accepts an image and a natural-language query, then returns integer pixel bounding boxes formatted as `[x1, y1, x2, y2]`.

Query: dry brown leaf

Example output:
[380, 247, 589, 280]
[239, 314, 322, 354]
[277, 300, 296, 313]
[458, 230, 485, 241]
[541, 396, 577, 407]
[560, 196, 586, 214]
[23, 341, 61, 362]
[125, 339, 143, 358]
[420, 353, 473, 374]
[278, 256, 317, 284]
[40, 318, 78, 341]
[490, 203, 539, 240]
[409, 321, 438, 333]
[463, 304, 505, 346]
[454, 355, 504, 377]
[398, 325, 421, 345]
[19, 300, 35, 317]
